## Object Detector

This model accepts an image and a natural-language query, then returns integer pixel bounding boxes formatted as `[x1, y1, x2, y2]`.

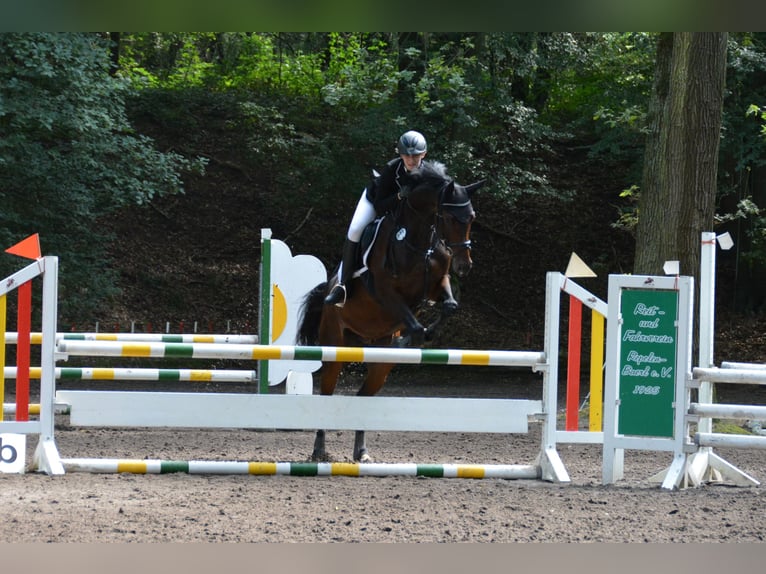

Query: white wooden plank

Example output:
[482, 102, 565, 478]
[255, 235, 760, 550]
[56, 391, 542, 434]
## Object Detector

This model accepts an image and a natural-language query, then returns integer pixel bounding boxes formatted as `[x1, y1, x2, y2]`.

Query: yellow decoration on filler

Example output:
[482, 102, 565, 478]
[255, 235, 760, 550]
[271, 284, 288, 342]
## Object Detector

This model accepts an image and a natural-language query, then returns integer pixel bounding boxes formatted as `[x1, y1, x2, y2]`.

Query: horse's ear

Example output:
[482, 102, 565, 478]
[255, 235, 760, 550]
[465, 180, 485, 196]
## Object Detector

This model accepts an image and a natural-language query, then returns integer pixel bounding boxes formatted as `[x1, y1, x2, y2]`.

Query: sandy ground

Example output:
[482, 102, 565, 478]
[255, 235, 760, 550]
[2, 368, 766, 543]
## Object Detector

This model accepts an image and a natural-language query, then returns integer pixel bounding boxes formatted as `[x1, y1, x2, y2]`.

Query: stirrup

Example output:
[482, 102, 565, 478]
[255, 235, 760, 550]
[324, 284, 347, 307]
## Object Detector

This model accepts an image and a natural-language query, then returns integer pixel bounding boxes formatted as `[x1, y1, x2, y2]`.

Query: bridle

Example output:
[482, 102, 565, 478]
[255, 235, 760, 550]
[437, 187, 474, 254]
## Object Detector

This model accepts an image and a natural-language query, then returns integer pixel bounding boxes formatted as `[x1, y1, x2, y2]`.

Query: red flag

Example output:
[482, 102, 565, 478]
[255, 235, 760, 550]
[5, 233, 42, 260]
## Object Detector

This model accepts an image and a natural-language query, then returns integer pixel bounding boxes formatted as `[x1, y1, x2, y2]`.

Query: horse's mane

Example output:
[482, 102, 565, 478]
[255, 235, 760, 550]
[405, 160, 452, 191]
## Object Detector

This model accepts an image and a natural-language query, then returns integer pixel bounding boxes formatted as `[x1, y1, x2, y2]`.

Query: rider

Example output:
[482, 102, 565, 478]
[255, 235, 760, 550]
[324, 130, 428, 307]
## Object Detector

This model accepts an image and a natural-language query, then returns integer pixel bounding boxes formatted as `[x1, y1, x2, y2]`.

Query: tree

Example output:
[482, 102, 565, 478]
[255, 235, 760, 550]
[0, 33, 204, 319]
[634, 33, 728, 281]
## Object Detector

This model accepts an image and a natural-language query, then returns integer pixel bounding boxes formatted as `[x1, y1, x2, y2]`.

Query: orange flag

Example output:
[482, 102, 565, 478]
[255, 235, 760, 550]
[5, 233, 42, 260]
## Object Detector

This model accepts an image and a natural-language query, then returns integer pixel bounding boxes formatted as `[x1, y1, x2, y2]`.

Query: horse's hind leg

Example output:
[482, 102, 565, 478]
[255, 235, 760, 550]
[311, 360, 344, 462]
[353, 431, 369, 463]
[312, 430, 329, 462]
[353, 362, 395, 462]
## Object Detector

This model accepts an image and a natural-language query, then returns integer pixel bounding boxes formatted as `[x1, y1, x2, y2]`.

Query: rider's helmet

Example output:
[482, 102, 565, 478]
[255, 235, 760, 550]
[397, 130, 427, 155]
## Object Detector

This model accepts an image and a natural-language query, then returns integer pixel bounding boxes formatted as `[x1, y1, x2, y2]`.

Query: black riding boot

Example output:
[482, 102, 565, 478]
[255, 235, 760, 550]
[324, 239, 358, 307]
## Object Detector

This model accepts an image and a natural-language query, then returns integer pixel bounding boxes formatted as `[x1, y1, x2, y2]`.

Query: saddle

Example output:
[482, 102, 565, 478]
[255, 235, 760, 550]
[352, 216, 398, 297]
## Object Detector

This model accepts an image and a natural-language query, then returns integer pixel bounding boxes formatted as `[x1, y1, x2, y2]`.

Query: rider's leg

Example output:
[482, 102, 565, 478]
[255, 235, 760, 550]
[323, 238, 358, 306]
[324, 190, 375, 307]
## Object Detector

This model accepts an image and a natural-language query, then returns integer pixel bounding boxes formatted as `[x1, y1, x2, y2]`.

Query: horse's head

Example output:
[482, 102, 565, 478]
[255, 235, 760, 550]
[400, 161, 482, 277]
[439, 178, 482, 277]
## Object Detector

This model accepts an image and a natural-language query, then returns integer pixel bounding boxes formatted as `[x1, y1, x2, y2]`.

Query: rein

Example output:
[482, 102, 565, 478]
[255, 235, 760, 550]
[399, 193, 441, 257]
[393, 186, 448, 304]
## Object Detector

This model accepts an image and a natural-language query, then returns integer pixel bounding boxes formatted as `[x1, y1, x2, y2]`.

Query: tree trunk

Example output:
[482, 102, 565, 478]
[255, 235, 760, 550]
[108, 32, 120, 76]
[634, 32, 728, 282]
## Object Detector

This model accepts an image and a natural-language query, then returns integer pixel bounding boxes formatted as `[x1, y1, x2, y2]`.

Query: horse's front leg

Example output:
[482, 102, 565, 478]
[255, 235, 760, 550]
[382, 300, 425, 347]
[424, 275, 459, 342]
[439, 274, 459, 316]
[393, 315, 426, 346]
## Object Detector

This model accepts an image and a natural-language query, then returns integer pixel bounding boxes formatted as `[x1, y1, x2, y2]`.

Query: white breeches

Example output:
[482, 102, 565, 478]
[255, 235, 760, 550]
[347, 189, 376, 242]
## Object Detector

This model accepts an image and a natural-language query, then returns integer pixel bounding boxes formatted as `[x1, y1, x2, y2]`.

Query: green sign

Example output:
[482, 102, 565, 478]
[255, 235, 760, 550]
[617, 288, 678, 437]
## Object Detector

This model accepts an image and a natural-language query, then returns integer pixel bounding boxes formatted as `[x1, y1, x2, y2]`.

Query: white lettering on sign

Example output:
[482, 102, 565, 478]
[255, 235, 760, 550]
[626, 350, 667, 365]
[621, 365, 651, 377]
[632, 385, 661, 396]
[622, 330, 674, 344]
[633, 303, 661, 316]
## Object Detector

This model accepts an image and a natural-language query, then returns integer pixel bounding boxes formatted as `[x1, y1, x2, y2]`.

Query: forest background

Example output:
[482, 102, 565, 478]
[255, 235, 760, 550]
[2, 32, 766, 360]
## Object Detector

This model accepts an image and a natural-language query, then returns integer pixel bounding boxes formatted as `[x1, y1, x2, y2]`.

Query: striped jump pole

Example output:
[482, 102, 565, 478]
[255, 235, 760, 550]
[4, 332, 258, 345]
[4, 366, 257, 383]
[3, 403, 70, 416]
[57, 340, 547, 368]
[61, 458, 540, 479]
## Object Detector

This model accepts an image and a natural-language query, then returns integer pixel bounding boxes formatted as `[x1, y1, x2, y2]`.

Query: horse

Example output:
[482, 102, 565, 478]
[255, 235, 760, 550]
[298, 160, 483, 462]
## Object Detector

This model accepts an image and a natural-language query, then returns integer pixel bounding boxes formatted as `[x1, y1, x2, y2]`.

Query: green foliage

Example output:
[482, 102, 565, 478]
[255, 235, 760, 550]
[746, 104, 766, 135]
[0, 33, 205, 320]
[116, 32, 567, 205]
[611, 185, 641, 235]
[412, 37, 479, 130]
[719, 34, 766, 187]
[7, 32, 766, 319]
[321, 33, 400, 109]
[569, 33, 655, 165]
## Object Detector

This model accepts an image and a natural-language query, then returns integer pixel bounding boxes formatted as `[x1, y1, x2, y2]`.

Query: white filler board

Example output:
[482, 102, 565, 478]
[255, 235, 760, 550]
[56, 391, 543, 433]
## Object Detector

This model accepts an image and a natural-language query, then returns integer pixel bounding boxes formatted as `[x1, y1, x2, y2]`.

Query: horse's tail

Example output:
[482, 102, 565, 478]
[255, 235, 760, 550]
[297, 282, 327, 345]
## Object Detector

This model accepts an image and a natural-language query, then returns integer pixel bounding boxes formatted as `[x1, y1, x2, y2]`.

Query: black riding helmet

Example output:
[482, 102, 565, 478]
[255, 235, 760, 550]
[397, 130, 427, 155]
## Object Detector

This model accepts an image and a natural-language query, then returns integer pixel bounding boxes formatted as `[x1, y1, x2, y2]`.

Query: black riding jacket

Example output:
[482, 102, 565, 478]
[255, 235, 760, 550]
[365, 157, 409, 216]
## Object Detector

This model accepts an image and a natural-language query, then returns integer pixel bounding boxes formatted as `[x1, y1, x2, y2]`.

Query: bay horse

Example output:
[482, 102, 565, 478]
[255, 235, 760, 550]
[298, 160, 483, 462]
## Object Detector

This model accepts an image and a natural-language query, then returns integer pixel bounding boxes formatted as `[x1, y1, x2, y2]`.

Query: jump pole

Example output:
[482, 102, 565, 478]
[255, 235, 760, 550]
[4, 332, 258, 344]
[61, 459, 540, 479]
[4, 366, 256, 383]
[57, 340, 546, 367]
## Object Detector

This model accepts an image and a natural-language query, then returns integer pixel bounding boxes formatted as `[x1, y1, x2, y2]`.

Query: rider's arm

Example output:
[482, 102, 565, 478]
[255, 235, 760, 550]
[369, 158, 402, 216]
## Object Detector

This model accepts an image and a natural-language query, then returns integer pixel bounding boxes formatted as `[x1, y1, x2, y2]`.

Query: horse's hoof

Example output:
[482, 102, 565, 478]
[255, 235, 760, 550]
[410, 328, 426, 347]
[393, 335, 410, 347]
[443, 301, 458, 316]
[355, 453, 372, 463]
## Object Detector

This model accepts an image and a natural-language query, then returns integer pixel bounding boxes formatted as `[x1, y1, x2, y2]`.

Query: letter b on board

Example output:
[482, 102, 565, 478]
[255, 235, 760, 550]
[0, 434, 26, 473]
